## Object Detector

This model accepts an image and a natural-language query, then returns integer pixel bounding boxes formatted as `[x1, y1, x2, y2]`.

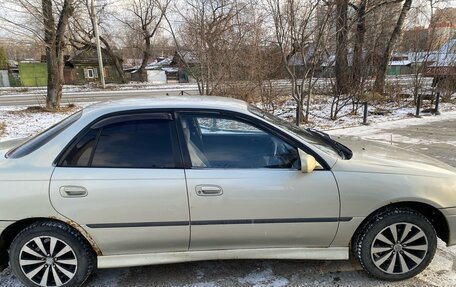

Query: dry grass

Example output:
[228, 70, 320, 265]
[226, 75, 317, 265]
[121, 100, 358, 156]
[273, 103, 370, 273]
[0, 122, 4, 138]
[8, 103, 78, 115]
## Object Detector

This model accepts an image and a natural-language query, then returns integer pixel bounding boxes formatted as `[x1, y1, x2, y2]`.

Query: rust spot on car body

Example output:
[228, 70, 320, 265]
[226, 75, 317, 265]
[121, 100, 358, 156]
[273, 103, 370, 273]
[49, 216, 102, 256]
[67, 220, 103, 256]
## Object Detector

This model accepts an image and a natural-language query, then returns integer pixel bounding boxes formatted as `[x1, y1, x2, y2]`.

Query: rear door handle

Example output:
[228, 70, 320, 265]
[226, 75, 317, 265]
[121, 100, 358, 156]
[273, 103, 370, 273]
[195, 185, 223, 196]
[59, 186, 88, 198]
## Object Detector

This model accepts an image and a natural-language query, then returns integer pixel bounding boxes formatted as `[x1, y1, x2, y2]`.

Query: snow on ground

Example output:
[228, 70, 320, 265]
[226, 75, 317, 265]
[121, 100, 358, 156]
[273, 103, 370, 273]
[0, 94, 455, 142]
[0, 83, 199, 97]
[238, 267, 289, 287]
[327, 110, 456, 147]
[0, 75, 430, 97]
[0, 103, 92, 141]
[270, 95, 456, 131]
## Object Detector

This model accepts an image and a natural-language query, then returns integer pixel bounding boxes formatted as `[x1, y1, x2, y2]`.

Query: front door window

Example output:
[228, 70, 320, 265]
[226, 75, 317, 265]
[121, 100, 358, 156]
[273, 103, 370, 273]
[180, 115, 300, 169]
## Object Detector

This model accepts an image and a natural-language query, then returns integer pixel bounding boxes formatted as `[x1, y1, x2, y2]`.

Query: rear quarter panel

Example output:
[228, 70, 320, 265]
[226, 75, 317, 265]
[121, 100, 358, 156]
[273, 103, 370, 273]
[0, 157, 59, 220]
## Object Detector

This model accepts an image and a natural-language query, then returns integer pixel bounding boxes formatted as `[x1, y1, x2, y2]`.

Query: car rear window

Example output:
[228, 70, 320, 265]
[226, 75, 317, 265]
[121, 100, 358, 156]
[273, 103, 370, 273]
[6, 111, 82, 159]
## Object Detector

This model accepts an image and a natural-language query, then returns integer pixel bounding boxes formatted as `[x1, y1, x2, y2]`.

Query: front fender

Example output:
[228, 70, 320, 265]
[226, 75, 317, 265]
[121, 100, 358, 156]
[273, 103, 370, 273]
[333, 171, 455, 217]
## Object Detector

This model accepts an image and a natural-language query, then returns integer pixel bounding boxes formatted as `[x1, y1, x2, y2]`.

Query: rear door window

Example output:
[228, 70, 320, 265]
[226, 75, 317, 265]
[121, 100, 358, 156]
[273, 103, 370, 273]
[60, 114, 179, 168]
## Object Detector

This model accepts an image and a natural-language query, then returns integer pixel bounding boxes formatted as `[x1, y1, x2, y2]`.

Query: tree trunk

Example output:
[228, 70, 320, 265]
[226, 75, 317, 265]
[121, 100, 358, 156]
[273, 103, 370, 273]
[352, 1, 367, 92]
[335, 0, 349, 95]
[45, 48, 63, 110]
[305, 75, 314, 122]
[294, 81, 304, 125]
[138, 34, 151, 81]
[43, 0, 73, 111]
[295, 101, 303, 126]
[373, 0, 412, 94]
[100, 37, 127, 83]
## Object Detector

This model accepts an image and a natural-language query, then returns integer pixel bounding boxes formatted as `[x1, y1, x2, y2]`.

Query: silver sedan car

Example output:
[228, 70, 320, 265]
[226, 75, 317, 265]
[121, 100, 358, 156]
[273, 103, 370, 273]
[0, 96, 455, 287]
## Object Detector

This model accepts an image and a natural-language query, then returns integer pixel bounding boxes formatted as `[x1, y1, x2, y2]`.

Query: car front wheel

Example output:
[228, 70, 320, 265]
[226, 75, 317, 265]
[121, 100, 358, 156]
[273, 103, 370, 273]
[353, 207, 437, 281]
[9, 221, 95, 287]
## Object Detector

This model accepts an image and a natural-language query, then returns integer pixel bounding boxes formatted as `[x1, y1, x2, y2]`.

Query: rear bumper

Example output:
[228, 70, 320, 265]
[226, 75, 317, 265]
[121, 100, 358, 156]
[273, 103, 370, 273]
[441, 207, 456, 246]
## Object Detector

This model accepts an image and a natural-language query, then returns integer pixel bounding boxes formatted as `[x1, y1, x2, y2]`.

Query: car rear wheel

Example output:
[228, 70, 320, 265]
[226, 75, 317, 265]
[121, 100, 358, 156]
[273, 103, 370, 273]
[353, 207, 437, 281]
[9, 221, 95, 287]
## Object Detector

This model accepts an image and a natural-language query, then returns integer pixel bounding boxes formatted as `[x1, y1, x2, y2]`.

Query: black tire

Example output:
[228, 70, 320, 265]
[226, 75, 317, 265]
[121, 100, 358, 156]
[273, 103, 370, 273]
[352, 207, 437, 281]
[9, 221, 96, 287]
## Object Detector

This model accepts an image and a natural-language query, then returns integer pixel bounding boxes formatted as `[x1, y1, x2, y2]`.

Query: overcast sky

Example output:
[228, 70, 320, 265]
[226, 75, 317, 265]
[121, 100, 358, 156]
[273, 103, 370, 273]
[0, 0, 455, 41]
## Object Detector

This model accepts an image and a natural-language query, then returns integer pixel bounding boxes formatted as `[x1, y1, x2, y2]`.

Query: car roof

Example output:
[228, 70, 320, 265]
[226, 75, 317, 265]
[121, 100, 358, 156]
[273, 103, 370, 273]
[83, 95, 250, 115]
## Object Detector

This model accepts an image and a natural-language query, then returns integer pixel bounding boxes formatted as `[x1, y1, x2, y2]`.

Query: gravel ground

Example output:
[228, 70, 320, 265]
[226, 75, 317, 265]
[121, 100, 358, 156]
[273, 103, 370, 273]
[0, 109, 455, 287]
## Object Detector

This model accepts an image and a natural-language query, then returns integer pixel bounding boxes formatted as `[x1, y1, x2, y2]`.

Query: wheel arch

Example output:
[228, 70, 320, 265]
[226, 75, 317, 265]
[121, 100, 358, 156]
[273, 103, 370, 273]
[0, 217, 102, 267]
[352, 201, 450, 245]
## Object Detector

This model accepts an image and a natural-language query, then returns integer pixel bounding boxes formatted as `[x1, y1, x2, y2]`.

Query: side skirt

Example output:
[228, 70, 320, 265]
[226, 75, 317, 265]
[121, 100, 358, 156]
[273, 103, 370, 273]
[97, 247, 349, 269]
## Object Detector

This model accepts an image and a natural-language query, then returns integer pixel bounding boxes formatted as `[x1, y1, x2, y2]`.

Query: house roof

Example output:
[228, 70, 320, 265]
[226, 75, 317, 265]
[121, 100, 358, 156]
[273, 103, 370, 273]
[122, 59, 142, 69]
[145, 57, 173, 70]
[430, 38, 456, 67]
[287, 44, 317, 66]
[171, 51, 200, 66]
[390, 60, 412, 66]
[67, 45, 121, 65]
[321, 50, 369, 67]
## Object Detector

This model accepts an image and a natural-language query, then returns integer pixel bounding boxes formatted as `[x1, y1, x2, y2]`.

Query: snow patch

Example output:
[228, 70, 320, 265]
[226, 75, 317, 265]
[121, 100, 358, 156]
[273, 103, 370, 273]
[0, 268, 23, 287]
[180, 282, 218, 287]
[238, 268, 289, 287]
[0, 103, 93, 141]
[327, 111, 456, 136]
[86, 269, 128, 287]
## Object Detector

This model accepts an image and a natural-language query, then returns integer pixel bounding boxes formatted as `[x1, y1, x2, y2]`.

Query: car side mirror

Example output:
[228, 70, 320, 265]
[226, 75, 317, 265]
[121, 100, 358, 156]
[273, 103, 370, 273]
[298, 149, 317, 173]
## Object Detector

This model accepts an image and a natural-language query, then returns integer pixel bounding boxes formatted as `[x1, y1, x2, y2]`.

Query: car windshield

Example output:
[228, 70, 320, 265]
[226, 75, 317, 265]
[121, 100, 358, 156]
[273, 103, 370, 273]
[6, 111, 82, 159]
[248, 105, 347, 159]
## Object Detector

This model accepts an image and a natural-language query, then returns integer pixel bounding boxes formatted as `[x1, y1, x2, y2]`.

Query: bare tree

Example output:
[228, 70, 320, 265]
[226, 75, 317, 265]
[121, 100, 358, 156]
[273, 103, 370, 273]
[43, 0, 76, 110]
[350, 0, 367, 93]
[335, 0, 349, 95]
[70, 0, 126, 83]
[118, 0, 170, 79]
[398, 1, 437, 103]
[1, 0, 77, 110]
[168, 0, 254, 95]
[268, 0, 332, 124]
[373, 0, 413, 94]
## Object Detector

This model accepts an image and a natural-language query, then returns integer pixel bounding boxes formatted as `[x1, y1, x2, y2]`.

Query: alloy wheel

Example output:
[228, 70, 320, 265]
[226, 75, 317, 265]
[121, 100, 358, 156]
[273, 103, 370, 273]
[19, 236, 78, 287]
[370, 222, 428, 274]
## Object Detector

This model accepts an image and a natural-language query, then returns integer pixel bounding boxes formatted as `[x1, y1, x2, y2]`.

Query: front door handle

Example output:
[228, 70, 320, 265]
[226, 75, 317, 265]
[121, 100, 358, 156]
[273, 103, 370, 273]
[196, 185, 223, 196]
[59, 186, 88, 198]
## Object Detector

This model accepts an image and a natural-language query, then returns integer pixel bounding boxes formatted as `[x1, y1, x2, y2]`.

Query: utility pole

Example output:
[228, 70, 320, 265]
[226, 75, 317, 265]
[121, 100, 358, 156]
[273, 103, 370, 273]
[91, 0, 106, 88]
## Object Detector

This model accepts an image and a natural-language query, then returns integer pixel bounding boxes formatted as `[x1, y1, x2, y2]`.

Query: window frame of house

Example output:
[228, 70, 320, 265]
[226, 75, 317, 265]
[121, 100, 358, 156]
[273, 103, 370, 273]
[84, 68, 99, 79]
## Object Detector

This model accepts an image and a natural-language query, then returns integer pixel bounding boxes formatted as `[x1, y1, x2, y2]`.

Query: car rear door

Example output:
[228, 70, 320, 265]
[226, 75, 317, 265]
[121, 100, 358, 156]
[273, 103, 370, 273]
[50, 112, 190, 255]
[177, 112, 341, 250]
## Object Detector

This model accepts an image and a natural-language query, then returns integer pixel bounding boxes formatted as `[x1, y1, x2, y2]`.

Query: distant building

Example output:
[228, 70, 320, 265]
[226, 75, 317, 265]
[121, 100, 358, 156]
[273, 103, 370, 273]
[400, 27, 430, 51]
[124, 56, 182, 84]
[19, 62, 47, 87]
[0, 70, 8, 87]
[387, 60, 412, 76]
[429, 8, 456, 49]
[170, 51, 200, 83]
[424, 39, 456, 78]
[7, 60, 19, 87]
[64, 46, 124, 85]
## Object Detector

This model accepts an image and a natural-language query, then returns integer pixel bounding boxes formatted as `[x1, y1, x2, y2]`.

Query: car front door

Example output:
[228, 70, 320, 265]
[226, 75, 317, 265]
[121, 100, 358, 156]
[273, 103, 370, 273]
[178, 112, 341, 251]
[50, 112, 190, 255]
